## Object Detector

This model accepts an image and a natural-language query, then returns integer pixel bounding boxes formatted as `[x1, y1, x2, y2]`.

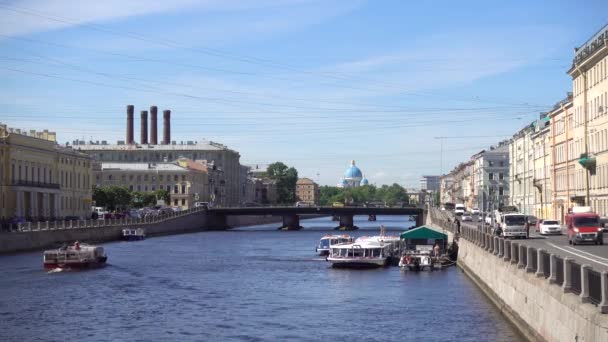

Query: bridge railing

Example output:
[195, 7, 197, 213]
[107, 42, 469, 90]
[9, 206, 207, 233]
[429, 207, 608, 314]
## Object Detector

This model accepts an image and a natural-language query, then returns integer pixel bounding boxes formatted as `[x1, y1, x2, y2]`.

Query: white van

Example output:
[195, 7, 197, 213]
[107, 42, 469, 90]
[194, 202, 209, 209]
[454, 204, 466, 216]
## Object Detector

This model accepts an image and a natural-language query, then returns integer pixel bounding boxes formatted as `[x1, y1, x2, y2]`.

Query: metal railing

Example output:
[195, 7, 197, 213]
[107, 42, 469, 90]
[11, 206, 207, 233]
[429, 207, 608, 314]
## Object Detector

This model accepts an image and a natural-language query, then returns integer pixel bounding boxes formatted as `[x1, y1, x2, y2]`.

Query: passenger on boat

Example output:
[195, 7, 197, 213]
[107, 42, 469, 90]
[433, 244, 440, 256]
[74, 241, 80, 250]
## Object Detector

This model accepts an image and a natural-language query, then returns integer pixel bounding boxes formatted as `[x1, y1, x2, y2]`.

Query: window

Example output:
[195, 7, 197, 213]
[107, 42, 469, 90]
[181, 199, 185, 205]
[488, 161, 494, 167]
[181, 185, 185, 194]
[488, 173, 494, 180]
[499, 173, 504, 180]
[174, 185, 179, 194]
[144, 175, 148, 181]
[174, 175, 178, 181]
[159, 175, 164, 181]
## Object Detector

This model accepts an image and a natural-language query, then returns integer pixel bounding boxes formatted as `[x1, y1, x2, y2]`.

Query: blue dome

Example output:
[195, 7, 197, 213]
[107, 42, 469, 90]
[344, 160, 363, 179]
[360, 177, 369, 186]
[340, 178, 348, 185]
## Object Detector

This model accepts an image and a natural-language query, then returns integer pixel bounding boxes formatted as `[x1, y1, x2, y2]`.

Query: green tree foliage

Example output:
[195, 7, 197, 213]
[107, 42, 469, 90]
[92, 185, 132, 210]
[267, 162, 299, 204]
[319, 184, 409, 206]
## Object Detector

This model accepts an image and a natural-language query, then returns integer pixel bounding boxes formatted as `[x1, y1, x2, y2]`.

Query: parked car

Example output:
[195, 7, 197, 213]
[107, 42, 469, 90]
[471, 207, 480, 215]
[195, 202, 209, 209]
[538, 220, 562, 235]
[526, 215, 538, 227]
[462, 212, 473, 222]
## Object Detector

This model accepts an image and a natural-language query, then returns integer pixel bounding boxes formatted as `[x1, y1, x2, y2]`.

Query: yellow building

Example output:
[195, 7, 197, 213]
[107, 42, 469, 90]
[296, 178, 319, 204]
[95, 158, 209, 210]
[567, 24, 608, 216]
[0, 123, 93, 223]
[549, 95, 575, 221]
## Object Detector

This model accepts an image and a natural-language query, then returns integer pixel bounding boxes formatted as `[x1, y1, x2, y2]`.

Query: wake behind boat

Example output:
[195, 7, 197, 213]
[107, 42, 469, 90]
[43, 242, 107, 271]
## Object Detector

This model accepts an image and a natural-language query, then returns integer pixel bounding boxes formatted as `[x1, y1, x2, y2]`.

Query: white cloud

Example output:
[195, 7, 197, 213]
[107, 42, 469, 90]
[0, 0, 343, 37]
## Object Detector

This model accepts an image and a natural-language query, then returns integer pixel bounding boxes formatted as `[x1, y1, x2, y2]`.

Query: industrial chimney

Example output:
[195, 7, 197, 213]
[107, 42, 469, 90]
[150, 106, 158, 145]
[163, 109, 171, 144]
[126, 105, 134, 144]
[140, 110, 148, 144]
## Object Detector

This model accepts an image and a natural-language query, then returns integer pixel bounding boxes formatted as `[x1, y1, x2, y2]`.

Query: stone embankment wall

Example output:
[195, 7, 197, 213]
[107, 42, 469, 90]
[0, 211, 315, 254]
[428, 209, 608, 342]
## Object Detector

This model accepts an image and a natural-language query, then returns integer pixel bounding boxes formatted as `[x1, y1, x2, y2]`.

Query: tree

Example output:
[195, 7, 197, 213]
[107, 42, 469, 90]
[267, 162, 299, 204]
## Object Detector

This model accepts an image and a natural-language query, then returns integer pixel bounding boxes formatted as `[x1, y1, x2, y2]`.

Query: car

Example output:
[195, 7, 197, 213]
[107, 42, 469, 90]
[538, 219, 562, 235]
[461, 213, 473, 222]
[526, 215, 538, 227]
[485, 214, 493, 225]
[471, 207, 480, 215]
[194, 202, 209, 209]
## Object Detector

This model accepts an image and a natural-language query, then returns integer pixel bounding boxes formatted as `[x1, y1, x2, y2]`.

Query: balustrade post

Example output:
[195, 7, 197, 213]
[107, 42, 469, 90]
[562, 257, 573, 293]
[580, 265, 591, 303]
[498, 238, 504, 257]
[37, 222, 41, 230]
[599, 271, 608, 313]
[493, 237, 499, 255]
[517, 244, 526, 268]
[480, 231, 485, 248]
[536, 249, 546, 277]
[525, 246, 535, 272]
[503, 240, 511, 261]
[549, 254, 558, 284]
[510, 242, 518, 264]
[46, 221, 50, 230]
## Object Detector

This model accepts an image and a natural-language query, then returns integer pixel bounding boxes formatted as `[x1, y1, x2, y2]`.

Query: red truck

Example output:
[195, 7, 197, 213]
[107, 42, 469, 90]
[566, 207, 604, 245]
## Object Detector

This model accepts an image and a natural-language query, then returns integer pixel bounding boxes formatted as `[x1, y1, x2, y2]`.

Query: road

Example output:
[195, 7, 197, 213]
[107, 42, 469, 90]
[460, 218, 608, 272]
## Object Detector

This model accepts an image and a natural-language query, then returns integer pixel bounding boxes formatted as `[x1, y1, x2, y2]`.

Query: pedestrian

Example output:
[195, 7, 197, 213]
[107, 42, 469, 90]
[433, 243, 440, 257]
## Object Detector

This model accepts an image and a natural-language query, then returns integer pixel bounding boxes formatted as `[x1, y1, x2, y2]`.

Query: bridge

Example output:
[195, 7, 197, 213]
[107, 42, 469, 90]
[206, 206, 425, 230]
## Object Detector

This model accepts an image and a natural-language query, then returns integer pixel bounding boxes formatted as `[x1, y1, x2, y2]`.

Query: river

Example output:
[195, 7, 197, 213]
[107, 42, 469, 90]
[0, 215, 524, 341]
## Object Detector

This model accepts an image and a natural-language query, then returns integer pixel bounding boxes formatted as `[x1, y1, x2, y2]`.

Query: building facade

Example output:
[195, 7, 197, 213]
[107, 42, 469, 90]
[419, 175, 440, 193]
[296, 178, 320, 204]
[568, 24, 608, 216]
[549, 95, 576, 221]
[95, 159, 208, 209]
[0, 124, 93, 223]
[76, 105, 241, 206]
[472, 143, 510, 213]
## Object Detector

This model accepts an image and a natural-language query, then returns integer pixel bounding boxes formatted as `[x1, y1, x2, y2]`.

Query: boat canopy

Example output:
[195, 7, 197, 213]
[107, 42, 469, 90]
[400, 226, 447, 241]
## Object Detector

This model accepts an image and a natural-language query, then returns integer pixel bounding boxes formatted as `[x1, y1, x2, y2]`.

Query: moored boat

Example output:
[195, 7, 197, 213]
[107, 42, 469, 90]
[316, 234, 353, 255]
[122, 228, 146, 241]
[43, 242, 107, 270]
[327, 235, 397, 268]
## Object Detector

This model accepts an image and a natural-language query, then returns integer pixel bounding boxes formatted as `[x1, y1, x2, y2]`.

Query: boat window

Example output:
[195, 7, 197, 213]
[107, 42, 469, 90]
[320, 240, 330, 248]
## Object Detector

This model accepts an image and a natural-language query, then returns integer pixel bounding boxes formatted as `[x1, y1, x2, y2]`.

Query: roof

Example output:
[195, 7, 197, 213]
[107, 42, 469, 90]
[101, 162, 188, 172]
[296, 178, 316, 185]
[75, 140, 237, 153]
[400, 226, 447, 240]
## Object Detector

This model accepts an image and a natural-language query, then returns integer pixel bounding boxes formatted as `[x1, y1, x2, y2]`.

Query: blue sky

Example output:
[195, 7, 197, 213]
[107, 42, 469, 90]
[1, 0, 607, 187]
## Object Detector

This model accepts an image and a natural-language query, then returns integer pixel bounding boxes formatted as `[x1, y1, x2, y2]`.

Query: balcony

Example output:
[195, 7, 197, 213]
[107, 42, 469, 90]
[12, 180, 60, 189]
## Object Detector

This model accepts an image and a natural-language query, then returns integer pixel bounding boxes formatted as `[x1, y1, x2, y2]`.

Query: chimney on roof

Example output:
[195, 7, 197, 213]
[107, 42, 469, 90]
[140, 110, 148, 144]
[150, 105, 158, 145]
[163, 109, 171, 144]
[126, 105, 134, 144]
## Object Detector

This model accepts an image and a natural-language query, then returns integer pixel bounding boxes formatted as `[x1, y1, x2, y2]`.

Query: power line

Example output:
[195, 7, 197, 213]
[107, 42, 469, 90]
[0, 3, 553, 109]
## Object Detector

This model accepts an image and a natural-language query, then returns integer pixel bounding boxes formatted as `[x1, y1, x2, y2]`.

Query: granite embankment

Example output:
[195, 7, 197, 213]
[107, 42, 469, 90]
[429, 209, 608, 342]
[0, 209, 284, 254]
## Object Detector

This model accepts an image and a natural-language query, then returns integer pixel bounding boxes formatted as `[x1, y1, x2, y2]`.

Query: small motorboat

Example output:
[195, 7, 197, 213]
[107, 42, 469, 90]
[316, 234, 353, 255]
[399, 251, 439, 271]
[43, 242, 107, 270]
[122, 228, 146, 241]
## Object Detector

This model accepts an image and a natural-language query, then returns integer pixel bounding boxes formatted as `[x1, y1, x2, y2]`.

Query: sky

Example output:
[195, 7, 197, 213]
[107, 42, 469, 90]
[1, 0, 607, 187]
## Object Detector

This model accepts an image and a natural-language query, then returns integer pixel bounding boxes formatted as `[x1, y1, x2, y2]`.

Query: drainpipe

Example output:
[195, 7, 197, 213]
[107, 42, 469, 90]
[574, 64, 590, 206]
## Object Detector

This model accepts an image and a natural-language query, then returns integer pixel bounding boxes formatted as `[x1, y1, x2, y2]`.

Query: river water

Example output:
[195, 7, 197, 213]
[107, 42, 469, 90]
[0, 216, 524, 341]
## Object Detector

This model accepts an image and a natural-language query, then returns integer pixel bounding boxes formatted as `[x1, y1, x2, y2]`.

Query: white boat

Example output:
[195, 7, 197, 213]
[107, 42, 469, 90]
[398, 250, 437, 271]
[43, 242, 107, 270]
[327, 236, 394, 268]
[316, 234, 353, 255]
[122, 228, 146, 241]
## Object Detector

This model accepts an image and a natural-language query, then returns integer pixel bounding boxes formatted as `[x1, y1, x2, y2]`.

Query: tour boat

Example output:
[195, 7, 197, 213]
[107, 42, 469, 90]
[326, 236, 396, 268]
[43, 242, 107, 270]
[316, 234, 354, 255]
[122, 228, 146, 241]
